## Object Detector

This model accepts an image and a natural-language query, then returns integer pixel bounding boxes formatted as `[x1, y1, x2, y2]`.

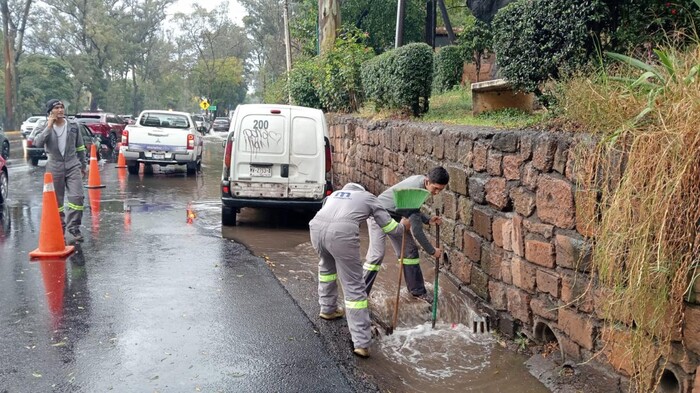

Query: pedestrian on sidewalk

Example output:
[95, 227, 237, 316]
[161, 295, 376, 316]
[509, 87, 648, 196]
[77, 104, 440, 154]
[309, 182, 410, 358]
[33, 99, 87, 243]
[363, 166, 450, 301]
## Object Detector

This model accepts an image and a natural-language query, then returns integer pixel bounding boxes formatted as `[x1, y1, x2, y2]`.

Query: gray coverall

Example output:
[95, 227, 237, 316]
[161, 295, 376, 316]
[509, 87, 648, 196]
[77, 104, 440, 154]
[363, 175, 436, 296]
[309, 183, 405, 350]
[33, 120, 87, 233]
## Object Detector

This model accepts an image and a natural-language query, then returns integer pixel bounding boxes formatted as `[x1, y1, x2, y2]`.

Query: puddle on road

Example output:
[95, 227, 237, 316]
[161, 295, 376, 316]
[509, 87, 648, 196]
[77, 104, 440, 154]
[221, 210, 549, 393]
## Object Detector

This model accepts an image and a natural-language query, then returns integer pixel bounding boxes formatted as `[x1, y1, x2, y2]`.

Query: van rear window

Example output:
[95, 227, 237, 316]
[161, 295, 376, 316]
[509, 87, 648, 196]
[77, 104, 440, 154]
[291, 117, 318, 156]
[239, 115, 285, 154]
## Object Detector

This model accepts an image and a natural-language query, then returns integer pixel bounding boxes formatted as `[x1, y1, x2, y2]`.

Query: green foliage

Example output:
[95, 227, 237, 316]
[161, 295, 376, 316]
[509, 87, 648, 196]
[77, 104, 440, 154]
[458, 19, 492, 65]
[17, 55, 76, 119]
[317, 28, 375, 113]
[288, 59, 320, 108]
[362, 43, 433, 116]
[492, 0, 607, 96]
[263, 76, 290, 105]
[602, 0, 700, 53]
[433, 46, 465, 93]
[341, 0, 426, 53]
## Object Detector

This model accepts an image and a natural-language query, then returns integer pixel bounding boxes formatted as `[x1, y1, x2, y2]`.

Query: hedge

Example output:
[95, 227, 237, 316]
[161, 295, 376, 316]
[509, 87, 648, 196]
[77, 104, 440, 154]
[361, 42, 433, 116]
[433, 45, 464, 93]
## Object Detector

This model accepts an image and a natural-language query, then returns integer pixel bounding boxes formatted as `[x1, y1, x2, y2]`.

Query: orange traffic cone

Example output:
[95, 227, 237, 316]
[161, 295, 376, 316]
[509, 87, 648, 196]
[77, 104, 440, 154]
[37, 258, 66, 325]
[124, 201, 131, 233]
[88, 188, 101, 237]
[115, 143, 127, 168]
[186, 202, 196, 224]
[85, 144, 105, 189]
[29, 173, 75, 258]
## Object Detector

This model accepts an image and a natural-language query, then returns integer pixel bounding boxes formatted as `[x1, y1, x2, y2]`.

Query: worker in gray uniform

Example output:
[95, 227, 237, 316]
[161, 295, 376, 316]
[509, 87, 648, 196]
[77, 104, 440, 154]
[34, 99, 87, 242]
[363, 167, 450, 301]
[309, 182, 410, 358]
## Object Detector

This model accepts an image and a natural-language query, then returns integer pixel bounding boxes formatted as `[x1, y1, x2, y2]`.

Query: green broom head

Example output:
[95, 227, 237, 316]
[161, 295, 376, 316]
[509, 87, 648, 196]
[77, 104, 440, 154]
[393, 188, 430, 217]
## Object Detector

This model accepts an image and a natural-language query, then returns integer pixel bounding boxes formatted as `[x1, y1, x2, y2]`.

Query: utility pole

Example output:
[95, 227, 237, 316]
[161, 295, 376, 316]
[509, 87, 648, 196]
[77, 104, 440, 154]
[395, 0, 406, 48]
[283, 0, 292, 103]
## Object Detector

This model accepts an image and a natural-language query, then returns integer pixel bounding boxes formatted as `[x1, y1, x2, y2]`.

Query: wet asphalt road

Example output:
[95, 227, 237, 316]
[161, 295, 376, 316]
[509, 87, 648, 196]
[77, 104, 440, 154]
[0, 137, 369, 392]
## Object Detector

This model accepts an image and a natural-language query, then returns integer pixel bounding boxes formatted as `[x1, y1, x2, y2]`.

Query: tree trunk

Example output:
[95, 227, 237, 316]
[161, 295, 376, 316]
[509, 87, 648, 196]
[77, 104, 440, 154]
[318, 0, 340, 55]
[2, 1, 15, 130]
[131, 64, 139, 114]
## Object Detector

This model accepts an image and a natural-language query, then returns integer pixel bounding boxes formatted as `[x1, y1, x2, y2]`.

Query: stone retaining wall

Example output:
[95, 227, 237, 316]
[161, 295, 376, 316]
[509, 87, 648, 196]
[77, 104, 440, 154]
[327, 114, 700, 392]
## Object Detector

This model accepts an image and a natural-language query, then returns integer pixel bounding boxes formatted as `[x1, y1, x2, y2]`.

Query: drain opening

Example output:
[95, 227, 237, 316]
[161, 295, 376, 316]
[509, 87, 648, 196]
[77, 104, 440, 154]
[534, 321, 557, 344]
[658, 368, 680, 393]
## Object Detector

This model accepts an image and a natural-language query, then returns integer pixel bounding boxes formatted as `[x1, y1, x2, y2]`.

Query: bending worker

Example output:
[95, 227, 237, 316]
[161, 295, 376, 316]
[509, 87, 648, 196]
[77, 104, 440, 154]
[309, 182, 410, 358]
[33, 99, 87, 242]
[363, 166, 450, 301]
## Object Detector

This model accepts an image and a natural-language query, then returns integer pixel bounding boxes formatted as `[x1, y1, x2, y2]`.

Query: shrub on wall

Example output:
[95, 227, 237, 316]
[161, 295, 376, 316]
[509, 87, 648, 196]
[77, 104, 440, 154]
[317, 28, 375, 113]
[491, 0, 607, 96]
[288, 59, 321, 108]
[433, 45, 464, 93]
[263, 76, 290, 105]
[361, 42, 433, 116]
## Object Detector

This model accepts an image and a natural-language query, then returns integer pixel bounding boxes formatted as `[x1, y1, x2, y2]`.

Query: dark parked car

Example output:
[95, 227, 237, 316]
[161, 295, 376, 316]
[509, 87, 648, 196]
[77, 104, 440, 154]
[211, 117, 230, 132]
[26, 120, 102, 166]
[74, 112, 126, 149]
[0, 155, 7, 205]
[0, 129, 8, 159]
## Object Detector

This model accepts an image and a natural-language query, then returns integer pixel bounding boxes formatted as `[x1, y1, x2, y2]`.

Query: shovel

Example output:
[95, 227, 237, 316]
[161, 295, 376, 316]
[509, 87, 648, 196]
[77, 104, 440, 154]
[431, 208, 440, 329]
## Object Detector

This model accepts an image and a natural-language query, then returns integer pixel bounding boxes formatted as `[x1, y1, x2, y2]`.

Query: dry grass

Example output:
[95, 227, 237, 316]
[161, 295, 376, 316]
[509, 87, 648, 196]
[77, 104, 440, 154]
[560, 46, 700, 392]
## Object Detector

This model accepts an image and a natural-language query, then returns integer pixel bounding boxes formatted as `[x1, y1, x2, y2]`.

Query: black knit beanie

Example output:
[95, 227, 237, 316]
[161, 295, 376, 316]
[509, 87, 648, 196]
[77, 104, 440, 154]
[45, 99, 62, 114]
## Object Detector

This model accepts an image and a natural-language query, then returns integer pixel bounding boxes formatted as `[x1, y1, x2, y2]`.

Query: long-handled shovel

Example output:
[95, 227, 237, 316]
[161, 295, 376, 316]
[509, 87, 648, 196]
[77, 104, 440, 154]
[389, 188, 431, 335]
[431, 208, 441, 329]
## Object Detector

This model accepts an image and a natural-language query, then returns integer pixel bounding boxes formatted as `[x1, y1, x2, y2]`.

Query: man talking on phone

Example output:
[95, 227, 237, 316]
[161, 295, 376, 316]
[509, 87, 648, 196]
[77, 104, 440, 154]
[34, 99, 88, 243]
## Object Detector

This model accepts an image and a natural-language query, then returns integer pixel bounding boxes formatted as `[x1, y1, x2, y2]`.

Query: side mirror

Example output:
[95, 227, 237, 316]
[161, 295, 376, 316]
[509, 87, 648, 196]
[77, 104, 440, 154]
[198, 126, 206, 132]
[222, 140, 226, 148]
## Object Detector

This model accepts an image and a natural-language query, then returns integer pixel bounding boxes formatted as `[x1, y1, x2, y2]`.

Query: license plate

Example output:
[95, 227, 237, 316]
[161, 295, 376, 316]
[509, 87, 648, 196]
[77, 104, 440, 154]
[153, 153, 165, 159]
[250, 166, 272, 177]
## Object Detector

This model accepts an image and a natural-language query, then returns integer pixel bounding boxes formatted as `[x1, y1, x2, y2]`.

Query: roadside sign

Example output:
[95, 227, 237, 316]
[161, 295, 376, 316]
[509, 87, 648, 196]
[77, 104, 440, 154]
[208, 105, 217, 111]
[199, 100, 210, 110]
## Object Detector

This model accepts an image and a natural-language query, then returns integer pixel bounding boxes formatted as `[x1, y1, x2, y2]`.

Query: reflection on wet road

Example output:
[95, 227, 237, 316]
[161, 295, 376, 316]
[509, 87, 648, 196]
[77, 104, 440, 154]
[0, 136, 549, 392]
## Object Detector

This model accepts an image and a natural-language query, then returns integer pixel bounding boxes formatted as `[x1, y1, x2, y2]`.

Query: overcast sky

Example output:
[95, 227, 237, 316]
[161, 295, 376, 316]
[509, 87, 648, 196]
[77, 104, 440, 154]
[167, 0, 246, 25]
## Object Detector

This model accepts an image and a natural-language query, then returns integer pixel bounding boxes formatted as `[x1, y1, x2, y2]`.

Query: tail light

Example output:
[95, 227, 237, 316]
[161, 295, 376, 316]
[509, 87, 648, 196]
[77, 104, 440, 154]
[121, 130, 129, 146]
[224, 139, 233, 169]
[26, 139, 33, 147]
[187, 134, 195, 150]
[324, 138, 332, 173]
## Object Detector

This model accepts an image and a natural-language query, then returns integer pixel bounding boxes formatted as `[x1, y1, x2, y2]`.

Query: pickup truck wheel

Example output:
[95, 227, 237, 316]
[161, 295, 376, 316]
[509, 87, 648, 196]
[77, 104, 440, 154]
[108, 132, 118, 149]
[222, 206, 237, 226]
[186, 162, 197, 175]
[30, 157, 39, 166]
[127, 162, 139, 175]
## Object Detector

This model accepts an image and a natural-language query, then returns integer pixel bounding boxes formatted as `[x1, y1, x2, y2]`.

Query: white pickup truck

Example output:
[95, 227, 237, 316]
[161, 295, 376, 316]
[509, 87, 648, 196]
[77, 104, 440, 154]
[121, 110, 205, 175]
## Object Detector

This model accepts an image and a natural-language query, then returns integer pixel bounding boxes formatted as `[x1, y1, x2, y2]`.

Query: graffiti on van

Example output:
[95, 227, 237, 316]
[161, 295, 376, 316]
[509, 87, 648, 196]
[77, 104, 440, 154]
[242, 128, 282, 154]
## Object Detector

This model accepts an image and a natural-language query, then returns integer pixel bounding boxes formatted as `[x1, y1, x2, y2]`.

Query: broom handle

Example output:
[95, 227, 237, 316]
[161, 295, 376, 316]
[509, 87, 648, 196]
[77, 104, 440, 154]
[391, 230, 407, 331]
[432, 208, 440, 328]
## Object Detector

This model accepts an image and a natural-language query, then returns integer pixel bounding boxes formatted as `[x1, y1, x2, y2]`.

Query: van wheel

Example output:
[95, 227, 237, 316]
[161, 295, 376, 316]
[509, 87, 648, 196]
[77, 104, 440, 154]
[127, 162, 139, 175]
[222, 206, 237, 226]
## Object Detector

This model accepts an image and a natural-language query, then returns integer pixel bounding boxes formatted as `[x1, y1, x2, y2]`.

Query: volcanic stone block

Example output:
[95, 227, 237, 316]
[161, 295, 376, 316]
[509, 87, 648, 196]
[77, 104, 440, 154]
[473, 142, 488, 172]
[555, 233, 592, 272]
[487, 150, 503, 176]
[510, 186, 536, 217]
[468, 175, 487, 204]
[536, 174, 575, 229]
[558, 307, 595, 350]
[536, 269, 560, 298]
[503, 154, 525, 181]
[532, 136, 557, 172]
[530, 296, 558, 321]
[473, 206, 493, 241]
[485, 177, 508, 210]
[506, 287, 532, 324]
[492, 132, 519, 153]
[447, 166, 469, 196]
[525, 238, 555, 268]
[511, 256, 536, 292]
[489, 281, 508, 311]
[464, 231, 482, 263]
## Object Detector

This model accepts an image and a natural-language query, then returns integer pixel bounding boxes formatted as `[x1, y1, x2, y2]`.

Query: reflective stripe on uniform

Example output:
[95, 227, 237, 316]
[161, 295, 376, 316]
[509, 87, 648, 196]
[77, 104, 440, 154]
[58, 206, 65, 213]
[67, 202, 84, 211]
[381, 219, 398, 234]
[76, 145, 86, 152]
[400, 258, 420, 265]
[319, 273, 337, 282]
[345, 299, 368, 309]
[363, 263, 380, 272]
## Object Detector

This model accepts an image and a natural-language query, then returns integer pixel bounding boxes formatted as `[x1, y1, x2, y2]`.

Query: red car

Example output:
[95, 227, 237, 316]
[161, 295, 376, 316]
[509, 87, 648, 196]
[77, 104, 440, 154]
[75, 113, 127, 149]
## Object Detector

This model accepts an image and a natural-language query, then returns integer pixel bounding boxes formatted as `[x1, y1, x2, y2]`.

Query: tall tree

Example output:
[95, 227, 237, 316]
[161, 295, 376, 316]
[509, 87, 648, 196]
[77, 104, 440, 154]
[1, 0, 32, 130]
[318, 0, 339, 54]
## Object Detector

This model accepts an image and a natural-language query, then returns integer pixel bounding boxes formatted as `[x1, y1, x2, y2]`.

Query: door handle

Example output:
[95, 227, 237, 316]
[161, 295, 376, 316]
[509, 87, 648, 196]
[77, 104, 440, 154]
[281, 164, 289, 178]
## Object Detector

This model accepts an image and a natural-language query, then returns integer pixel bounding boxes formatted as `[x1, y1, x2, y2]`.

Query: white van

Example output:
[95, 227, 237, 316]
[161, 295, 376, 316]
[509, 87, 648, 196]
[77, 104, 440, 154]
[220, 104, 334, 226]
